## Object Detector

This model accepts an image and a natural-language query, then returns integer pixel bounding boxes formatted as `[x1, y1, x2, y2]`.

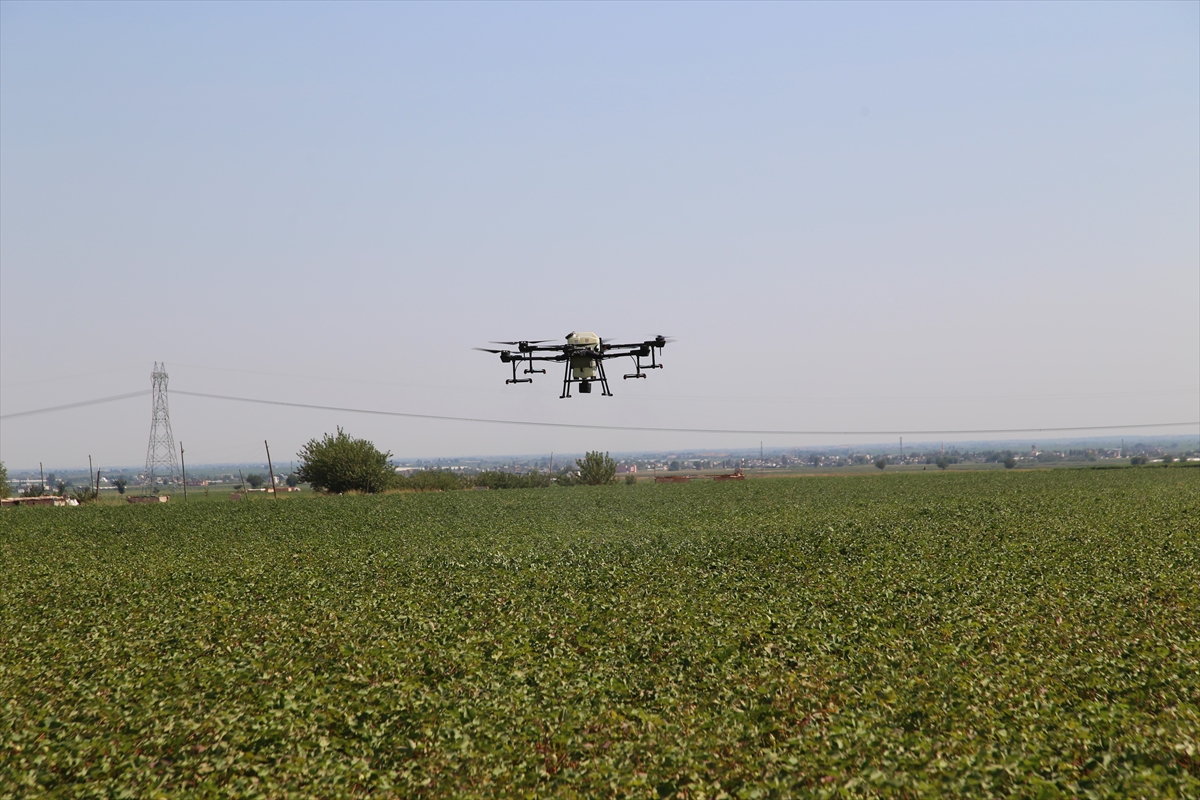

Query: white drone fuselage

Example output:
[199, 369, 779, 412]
[566, 331, 600, 380]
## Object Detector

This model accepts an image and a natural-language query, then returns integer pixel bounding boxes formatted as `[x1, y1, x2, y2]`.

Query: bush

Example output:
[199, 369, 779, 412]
[71, 486, 98, 504]
[874, 457, 887, 471]
[0, 462, 9, 499]
[114, 478, 127, 495]
[576, 451, 617, 485]
[1004, 456, 1017, 469]
[1130, 455, 1148, 466]
[296, 427, 395, 494]
[625, 474, 637, 485]
[396, 469, 467, 492]
[474, 471, 552, 490]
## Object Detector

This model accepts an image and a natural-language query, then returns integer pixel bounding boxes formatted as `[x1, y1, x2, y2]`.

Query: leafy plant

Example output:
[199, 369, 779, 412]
[575, 450, 617, 485]
[474, 470, 552, 490]
[0, 461, 9, 499]
[295, 427, 395, 494]
[70, 486, 98, 504]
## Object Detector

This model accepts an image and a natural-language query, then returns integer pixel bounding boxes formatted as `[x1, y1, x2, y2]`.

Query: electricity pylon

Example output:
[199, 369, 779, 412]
[144, 362, 180, 490]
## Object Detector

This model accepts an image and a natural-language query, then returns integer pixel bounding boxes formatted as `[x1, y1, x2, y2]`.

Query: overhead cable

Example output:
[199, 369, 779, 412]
[0, 391, 150, 419]
[170, 390, 1199, 436]
[4, 387, 1196, 436]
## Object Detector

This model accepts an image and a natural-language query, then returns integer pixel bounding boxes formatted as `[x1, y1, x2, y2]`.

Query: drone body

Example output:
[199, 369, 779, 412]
[475, 332, 671, 398]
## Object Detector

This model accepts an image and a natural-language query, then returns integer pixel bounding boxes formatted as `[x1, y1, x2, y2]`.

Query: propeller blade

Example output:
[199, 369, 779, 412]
[473, 347, 507, 354]
[490, 339, 554, 346]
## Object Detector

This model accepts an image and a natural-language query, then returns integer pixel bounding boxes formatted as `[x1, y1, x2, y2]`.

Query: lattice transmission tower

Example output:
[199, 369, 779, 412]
[144, 362, 180, 490]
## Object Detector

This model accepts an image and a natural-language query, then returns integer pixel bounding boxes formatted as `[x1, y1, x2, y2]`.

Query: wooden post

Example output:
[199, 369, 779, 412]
[179, 443, 187, 501]
[95, 468, 101, 496]
[265, 441, 277, 499]
[40, 462, 45, 494]
[89, 455, 94, 496]
[239, 469, 247, 494]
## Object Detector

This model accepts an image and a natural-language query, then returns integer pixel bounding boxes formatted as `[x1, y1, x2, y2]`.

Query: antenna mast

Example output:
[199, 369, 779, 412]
[144, 362, 180, 491]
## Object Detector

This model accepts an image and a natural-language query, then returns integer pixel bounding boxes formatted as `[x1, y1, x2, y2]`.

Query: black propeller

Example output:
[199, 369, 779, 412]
[473, 347, 516, 362]
[490, 339, 553, 346]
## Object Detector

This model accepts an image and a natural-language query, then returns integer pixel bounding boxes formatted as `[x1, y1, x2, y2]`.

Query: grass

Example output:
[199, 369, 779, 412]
[2, 468, 1197, 798]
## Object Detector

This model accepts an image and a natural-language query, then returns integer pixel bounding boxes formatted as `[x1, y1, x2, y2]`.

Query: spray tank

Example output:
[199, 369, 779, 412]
[566, 331, 600, 392]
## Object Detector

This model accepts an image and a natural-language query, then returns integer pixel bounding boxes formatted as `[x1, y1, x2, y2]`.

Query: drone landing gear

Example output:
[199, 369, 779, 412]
[560, 357, 613, 398]
[623, 349, 664, 380]
[506, 357, 533, 385]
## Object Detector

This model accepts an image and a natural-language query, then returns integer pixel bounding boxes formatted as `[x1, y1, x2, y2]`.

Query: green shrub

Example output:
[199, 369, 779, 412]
[474, 470, 552, 490]
[396, 469, 468, 492]
[575, 451, 617, 485]
[295, 427, 395, 494]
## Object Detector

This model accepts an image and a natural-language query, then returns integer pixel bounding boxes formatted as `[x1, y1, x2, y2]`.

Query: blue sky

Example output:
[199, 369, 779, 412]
[2, 1, 1197, 469]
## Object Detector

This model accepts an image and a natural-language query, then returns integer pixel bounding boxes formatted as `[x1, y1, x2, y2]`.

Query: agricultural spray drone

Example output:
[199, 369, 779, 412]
[475, 332, 672, 398]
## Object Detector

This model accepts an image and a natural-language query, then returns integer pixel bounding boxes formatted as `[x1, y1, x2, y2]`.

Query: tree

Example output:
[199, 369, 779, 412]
[114, 478, 127, 495]
[936, 457, 949, 470]
[575, 451, 617, 485]
[1003, 456, 1017, 469]
[0, 462, 9, 499]
[285, 472, 300, 488]
[295, 427, 395, 494]
[245, 473, 265, 489]
[874, 457, 887, 470]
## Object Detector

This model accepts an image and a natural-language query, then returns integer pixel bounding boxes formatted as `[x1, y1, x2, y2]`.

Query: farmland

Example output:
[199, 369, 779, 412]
[2, 468, 1197, 798]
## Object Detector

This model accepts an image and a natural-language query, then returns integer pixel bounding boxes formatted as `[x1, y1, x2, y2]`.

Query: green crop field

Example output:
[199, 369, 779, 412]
[2, 468, 1197, 798]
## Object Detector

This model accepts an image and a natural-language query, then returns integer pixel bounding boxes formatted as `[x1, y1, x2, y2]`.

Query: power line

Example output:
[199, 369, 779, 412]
[0, 391, 149, 419]
[171, 390, 1198, 437]
[3, 387, 1197, 437]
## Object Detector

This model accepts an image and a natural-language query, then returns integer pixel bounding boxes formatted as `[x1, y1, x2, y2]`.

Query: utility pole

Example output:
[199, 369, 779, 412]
[760, 441, 763, 462]
[900, 437, 903, 461]
[265, 441, 277, 499]
[95, 469, 101, 496]
[179, 443, 188, 501]
[89, 455, 94, 495]
[239, 469, 247, 493]
[39, 462, 45, 493]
